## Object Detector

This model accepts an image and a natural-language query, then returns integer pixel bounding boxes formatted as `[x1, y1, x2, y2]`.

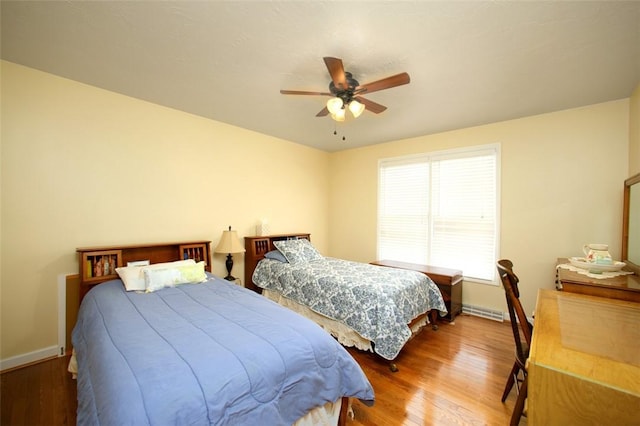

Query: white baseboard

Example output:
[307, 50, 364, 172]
[0, 345, 60, 372]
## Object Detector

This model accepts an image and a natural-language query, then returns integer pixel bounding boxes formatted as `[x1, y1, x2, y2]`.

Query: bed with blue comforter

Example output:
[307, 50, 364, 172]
[251, 240, 447, 361]
[72, 274, 374, 425]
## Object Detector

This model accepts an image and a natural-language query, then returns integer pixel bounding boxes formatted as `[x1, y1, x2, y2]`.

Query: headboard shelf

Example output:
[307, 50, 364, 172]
[244, 233, 310, 293]
[77, 241, 211, 299]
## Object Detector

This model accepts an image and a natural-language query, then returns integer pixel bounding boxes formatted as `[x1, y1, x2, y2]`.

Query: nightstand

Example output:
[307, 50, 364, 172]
[227, 277, 243, 287]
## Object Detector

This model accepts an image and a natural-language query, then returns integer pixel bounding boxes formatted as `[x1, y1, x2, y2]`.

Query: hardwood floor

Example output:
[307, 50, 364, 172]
[1, 314, 525, 425]
[347, 314, 527, 425]
[1, 355, 76, 425]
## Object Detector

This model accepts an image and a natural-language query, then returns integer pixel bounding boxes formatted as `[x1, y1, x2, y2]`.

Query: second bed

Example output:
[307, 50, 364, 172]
[247, 235, 447, 366]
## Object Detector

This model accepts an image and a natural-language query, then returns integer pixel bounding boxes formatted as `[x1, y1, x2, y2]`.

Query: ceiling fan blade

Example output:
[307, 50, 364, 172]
[280, 89, 332, 96]
[323, 57, 347, 90]
[355, 96, 387, 114]
[316, 107, 329, 117]
[357, 72, 410, 95]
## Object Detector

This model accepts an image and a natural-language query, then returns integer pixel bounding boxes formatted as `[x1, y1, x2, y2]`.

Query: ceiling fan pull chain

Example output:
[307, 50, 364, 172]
[331, 121, 346, 141]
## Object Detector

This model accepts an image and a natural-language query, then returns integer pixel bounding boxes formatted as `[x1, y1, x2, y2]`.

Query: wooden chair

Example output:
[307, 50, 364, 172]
[496, 259, 533, 426]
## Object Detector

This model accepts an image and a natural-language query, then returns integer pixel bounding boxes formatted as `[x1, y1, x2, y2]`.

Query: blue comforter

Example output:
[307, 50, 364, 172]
[72, 275, 374, 425]
[253, 258, 447, 360]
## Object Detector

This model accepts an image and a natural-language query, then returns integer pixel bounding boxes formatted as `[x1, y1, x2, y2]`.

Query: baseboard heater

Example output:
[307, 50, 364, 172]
[462, 304, 504, 322]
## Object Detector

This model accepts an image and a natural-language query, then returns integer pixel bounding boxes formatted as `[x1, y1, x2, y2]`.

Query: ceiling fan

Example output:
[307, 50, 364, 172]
[280, 57, 410, 121]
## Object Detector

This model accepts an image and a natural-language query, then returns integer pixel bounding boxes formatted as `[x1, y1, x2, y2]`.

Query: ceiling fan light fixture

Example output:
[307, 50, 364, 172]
[326, 97, 344, 114]
[331, 109, 346, 122]
[349, 100, 365, 118]
[280, 57, 410, 122]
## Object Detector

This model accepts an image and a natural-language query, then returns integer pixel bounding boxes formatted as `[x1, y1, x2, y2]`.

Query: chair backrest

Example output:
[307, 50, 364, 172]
[497, 259, 533, 364]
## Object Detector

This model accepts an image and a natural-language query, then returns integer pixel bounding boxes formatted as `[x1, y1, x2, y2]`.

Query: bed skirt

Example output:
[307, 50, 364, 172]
[262, 289, 429, 355]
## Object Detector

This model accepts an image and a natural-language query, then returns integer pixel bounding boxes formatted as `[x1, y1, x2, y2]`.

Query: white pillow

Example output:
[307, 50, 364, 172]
[116, 259, 196, 291]
[143, 261, 207, 293]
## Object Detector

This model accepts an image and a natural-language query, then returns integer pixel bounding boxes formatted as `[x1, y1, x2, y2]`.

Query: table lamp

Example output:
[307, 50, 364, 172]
[214, 226, 246, 281]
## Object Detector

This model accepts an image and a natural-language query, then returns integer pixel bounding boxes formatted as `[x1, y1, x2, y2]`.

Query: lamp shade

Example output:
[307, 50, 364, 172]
[349, 99, 365, 118]
[214, 228, 245, 254]
[326, 97, 344, 115]
[330, 108, 346, 122]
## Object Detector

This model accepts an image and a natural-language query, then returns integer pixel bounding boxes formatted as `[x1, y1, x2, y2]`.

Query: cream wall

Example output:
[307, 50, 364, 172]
[328, 100, 630, 316]
[1, 59, 635, 366]
[0, 61, 330, 362]
[630, 83, 640, 175]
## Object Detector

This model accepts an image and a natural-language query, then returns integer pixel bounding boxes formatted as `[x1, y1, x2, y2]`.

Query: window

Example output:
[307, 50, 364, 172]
[377, 144, 499, 283]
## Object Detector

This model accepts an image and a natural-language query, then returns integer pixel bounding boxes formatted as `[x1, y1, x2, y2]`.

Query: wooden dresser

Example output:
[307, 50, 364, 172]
[556, 258, 640, 303]
[370, 260, 463, 321]
[528, 289, 640, 425]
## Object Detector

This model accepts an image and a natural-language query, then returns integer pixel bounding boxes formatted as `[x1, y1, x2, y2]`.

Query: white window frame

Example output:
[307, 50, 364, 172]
[377, 143, 501, 285]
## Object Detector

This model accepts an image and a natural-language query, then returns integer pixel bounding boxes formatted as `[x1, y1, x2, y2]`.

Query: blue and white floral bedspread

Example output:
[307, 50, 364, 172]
[253, 258, 447, 360]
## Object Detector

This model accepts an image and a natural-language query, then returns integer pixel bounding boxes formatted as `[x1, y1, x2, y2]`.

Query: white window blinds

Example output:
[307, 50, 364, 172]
[377, 145, 499, 282]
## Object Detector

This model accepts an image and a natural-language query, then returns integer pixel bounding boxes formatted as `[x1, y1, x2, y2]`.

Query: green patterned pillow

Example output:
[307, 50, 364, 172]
[116, 259, 196, 291]
[144, 261, 207, 292]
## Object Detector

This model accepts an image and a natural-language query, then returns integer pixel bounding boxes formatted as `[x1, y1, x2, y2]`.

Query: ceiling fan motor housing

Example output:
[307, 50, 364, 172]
[329, 72, 360, 104]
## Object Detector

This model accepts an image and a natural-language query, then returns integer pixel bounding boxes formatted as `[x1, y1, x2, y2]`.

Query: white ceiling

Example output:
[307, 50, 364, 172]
[2, 1, 639, 152]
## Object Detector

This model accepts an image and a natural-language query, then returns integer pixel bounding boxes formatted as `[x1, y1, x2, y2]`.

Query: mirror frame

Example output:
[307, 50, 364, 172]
[622, 172, 640, 275]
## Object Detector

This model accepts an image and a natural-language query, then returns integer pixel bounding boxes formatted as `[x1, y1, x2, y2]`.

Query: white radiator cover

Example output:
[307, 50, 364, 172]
[462, 304, 505, 322]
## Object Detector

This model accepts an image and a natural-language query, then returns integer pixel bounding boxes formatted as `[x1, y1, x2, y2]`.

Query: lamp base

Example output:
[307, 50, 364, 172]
[224, 253, 235, 281]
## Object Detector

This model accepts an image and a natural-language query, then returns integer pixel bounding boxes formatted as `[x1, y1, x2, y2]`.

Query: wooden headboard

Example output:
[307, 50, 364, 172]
[63, 241, 211, 354]
[76, 241, 212, 301]
[243, 233, 310, 292]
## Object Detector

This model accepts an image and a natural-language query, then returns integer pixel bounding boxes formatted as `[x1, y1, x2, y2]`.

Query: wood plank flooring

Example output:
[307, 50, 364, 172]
[1, 314, 525, 425]
[1, 355, 77, 425]
[347, 314, 526, 425]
